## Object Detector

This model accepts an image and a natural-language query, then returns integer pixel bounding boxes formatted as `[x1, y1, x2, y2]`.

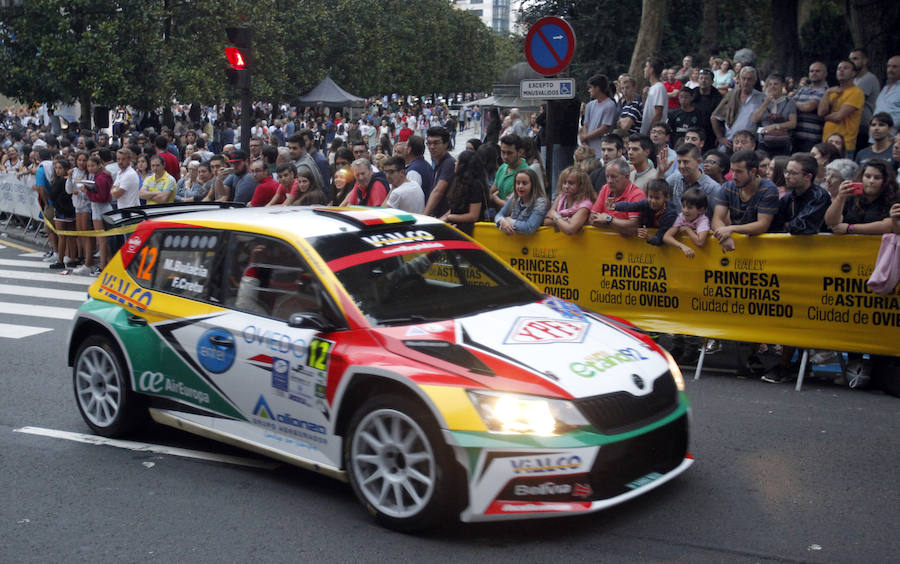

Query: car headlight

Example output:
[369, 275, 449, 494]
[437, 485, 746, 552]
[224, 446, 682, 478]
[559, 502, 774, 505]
[467, 390, 589, 436]
[663, 350, 685, 391]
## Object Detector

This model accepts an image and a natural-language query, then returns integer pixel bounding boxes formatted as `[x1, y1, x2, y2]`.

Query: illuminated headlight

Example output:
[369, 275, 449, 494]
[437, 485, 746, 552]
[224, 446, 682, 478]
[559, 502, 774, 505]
[467, 390, 589, 436]
[664, 350, 685, 391]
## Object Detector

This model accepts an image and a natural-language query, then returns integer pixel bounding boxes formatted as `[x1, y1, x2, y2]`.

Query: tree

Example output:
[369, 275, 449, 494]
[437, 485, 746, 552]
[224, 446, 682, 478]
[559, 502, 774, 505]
[628, 0, 668, 88]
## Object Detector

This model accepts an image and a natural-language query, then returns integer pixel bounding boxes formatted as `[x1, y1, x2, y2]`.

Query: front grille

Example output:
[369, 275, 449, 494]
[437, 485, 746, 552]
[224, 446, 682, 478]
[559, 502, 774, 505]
[587, 412, 689, 499]
[576, 372, 678, 435]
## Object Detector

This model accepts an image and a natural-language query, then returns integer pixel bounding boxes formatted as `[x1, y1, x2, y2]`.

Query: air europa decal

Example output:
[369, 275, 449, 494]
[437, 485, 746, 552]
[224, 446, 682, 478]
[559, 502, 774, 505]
[99, 273, 153, 312]
[360, 230, 434, 247]
[569, 347, 649, 378]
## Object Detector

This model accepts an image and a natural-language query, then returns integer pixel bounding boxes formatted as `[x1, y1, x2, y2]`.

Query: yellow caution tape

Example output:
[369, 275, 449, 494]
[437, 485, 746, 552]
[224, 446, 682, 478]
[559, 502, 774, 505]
[42, 215, 138, 237]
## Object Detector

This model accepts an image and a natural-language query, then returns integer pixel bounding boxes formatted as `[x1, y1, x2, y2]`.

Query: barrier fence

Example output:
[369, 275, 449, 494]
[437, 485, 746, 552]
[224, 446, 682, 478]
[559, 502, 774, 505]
[472, 224, 899, 357]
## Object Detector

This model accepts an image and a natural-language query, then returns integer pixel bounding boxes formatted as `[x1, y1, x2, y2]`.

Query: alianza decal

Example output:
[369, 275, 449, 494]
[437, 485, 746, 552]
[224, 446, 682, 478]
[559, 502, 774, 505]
[569, 347, 650, 378]
[251, 395, 326, 445]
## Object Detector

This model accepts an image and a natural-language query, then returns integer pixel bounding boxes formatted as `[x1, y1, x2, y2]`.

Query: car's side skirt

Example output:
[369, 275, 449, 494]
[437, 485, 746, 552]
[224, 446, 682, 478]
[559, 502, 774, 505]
[149, 408, 348, 482]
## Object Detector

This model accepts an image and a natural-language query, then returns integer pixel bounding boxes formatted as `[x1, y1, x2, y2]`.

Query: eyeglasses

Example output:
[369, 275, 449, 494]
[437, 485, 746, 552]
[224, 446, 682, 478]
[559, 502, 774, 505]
[783, 169, 804, 176]
[702, 159, 720, 166]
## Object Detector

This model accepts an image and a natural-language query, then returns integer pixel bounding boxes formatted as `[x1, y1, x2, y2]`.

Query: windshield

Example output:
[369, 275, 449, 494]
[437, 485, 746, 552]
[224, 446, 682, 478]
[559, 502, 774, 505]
[310, 224, 541, 325]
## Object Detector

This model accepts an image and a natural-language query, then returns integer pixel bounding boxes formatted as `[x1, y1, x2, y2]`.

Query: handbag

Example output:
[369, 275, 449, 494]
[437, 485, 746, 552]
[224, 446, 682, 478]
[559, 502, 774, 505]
[867, 234, 900, 294]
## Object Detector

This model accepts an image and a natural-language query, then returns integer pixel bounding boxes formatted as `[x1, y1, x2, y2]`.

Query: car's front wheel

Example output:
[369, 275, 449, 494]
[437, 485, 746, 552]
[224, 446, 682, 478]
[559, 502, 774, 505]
[73, 335, 146, 437]
[345, 394, 459, 531]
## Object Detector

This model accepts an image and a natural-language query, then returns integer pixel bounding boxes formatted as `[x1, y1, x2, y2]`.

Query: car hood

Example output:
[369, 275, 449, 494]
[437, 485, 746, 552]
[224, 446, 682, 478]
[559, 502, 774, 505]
[383, 299, 670, 400]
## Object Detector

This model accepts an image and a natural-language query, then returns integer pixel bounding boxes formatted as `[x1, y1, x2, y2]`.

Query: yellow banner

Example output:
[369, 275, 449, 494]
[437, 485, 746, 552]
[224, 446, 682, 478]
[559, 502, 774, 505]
[473, 224, 899, 356]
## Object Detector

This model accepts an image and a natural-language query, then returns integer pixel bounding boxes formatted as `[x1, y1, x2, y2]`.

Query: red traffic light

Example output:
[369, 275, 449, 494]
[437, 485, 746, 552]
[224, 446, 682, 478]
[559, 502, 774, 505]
[225, 47, 247, 70]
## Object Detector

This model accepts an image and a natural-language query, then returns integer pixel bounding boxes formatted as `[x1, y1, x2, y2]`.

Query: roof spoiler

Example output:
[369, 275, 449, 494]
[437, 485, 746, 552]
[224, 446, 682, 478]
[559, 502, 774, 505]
[102, 202, 245, 229]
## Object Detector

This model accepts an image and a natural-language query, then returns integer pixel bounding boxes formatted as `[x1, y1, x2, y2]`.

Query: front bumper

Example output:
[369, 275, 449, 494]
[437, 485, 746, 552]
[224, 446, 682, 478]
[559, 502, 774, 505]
[456, 410, 692, 522]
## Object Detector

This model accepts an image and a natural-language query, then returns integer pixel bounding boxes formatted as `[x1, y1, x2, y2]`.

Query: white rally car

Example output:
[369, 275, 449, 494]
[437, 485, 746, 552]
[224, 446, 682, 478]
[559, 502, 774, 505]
[68, 204, 692, 531]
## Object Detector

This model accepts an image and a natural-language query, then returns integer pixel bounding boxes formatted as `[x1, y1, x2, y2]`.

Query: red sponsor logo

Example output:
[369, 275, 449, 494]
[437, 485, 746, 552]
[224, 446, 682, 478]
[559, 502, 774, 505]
[505, 318, 588, 344]
[573, 482, 593, 498]
[485, 500, 592, 514]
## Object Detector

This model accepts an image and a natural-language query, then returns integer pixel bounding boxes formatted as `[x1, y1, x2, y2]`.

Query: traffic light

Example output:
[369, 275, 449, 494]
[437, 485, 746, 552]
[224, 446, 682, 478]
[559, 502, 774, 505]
[225, 27, 252, 90]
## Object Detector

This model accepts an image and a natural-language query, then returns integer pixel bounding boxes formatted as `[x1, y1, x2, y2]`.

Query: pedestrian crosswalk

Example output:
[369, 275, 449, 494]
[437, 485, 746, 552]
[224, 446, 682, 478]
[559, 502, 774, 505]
[0, 243, 92, 339]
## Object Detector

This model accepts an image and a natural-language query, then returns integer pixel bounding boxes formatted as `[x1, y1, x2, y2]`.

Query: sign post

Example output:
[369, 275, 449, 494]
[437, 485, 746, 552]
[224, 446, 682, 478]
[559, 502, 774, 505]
[524, 17, 577, 198]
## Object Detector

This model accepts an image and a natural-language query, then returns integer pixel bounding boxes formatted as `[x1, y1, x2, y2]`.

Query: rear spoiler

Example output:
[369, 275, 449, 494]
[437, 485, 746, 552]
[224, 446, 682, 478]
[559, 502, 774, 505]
[102, 202, 245, 230]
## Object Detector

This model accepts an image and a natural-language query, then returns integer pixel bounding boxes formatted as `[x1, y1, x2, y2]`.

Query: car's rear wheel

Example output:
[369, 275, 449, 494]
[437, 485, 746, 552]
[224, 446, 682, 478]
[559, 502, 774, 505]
[73, 335, 146, 437]
[345, 394, 457, 531]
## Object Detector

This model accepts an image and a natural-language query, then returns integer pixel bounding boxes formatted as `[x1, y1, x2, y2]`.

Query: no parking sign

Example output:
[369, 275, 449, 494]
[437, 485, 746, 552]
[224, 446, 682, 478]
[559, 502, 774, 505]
[524, 17, 576, 76]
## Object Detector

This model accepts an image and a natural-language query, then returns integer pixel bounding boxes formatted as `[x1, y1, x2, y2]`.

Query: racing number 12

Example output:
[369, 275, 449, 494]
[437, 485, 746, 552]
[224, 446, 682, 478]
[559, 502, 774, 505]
[135, 246, 158, 280]
[307, 338, 333, 371]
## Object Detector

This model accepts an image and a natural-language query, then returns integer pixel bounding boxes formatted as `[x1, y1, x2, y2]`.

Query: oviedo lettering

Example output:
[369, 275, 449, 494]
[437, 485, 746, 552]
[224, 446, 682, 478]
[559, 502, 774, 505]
[593, 259, 678, 309]
[569, 347, 649, 378]
[812, 276, 900, 327]
[138, 371, 210, 404]
[510, 455, 582, 474]
[694, 268, 791, 318]
[100, 273, 153, 312]
[508, 256, 578, 300]
[242, 325, 307, 360]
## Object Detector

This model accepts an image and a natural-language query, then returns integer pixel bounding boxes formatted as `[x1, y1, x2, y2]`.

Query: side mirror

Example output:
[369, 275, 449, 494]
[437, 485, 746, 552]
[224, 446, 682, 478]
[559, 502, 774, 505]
[288, 312, 334, 331]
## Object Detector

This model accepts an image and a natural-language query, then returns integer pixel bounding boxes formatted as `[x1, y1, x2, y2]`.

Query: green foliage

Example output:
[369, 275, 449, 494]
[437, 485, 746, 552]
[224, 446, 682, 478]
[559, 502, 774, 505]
[799, 1, 853, 78]
[0, 0, 538, 111]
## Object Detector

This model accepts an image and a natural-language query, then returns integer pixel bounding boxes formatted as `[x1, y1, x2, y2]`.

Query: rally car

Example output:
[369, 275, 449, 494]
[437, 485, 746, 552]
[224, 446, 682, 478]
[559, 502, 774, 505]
[68, 204, 692, 531]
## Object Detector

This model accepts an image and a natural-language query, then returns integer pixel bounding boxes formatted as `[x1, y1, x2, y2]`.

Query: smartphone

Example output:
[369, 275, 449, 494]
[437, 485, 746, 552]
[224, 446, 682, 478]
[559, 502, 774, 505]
[848, 182, 863, 195]
[222, 167, 234, 175]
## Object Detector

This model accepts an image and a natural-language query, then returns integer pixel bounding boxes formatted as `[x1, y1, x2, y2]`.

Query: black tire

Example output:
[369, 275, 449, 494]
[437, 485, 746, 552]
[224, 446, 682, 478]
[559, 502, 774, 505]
[72, 335, 147, 437]
[344, 394, 459, 532]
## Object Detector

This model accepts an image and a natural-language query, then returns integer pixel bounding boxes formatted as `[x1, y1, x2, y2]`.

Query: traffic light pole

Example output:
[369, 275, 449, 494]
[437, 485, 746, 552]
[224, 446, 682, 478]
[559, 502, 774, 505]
[240, 88, 252, 153]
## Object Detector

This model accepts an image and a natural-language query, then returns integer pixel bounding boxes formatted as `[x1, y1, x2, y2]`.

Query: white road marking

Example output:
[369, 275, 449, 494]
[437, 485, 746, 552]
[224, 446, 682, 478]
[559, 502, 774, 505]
[0, 283, 87, 302]
[13, 426, 281, 470]
[18, 252, 46, 258]
[0, 301, 77, 319]
[0, 269, 93, 285]
[0, 323, 53, 338]
[0, 258, 56, 269]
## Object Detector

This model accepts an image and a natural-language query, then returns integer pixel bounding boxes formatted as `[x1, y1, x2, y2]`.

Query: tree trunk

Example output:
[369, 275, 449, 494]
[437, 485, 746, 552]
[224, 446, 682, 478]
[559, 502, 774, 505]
[629, 0, 668, 90]
[771, 0, 802, 78]
[698, 0, 718, 65]
[80, 92, 92, 131]
[844, 0, 900, 83]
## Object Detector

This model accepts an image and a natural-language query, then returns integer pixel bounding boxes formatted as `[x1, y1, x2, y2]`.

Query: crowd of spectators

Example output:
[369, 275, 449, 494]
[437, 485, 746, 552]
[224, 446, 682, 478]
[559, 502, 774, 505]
[2, 49, 899, 385]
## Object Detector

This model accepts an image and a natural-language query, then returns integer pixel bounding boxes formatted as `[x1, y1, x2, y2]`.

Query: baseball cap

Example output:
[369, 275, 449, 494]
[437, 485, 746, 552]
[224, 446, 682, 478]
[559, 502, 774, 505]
[228, 149, 248, 162]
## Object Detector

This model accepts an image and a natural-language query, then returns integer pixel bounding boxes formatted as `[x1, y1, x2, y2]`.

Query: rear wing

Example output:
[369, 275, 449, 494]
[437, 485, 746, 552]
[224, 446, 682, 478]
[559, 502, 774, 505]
[102, 202, 245, 230]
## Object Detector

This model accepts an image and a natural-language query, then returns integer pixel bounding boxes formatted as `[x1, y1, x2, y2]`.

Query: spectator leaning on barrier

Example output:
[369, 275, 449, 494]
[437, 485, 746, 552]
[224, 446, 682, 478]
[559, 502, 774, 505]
[544, 166, 596, 234]
[625, 134, 657, 193]
[589, 159, 644, 236]
[663, 186, 711, 258]
[666, 143, 721, 216]
[770, 152, 831, 234]
[710, 149, 779, 252]
[825, 158, 898, 235]
[439, 151, 486, 235]
[609, 178, 679, 246]
[495, 168, 548, 235]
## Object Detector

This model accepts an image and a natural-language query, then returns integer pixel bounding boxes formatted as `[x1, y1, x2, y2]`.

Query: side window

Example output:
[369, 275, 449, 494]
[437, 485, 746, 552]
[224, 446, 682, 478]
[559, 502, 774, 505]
[128, 229, 222, 300]
[224, 233, 324, 321]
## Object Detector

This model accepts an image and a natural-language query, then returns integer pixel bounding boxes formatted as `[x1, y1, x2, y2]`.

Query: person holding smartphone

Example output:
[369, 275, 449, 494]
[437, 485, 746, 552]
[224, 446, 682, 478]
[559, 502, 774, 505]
[825, 158, 898, 234]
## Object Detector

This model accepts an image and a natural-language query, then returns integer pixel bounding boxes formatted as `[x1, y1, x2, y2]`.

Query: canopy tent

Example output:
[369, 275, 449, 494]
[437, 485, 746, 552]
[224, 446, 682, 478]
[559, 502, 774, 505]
[296, 76, 365, 106]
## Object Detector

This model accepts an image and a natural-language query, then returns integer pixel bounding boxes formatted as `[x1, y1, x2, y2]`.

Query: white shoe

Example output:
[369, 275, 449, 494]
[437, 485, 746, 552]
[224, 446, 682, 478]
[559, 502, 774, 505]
[42, 252, 59, 263]
[71, 264, 92, 276]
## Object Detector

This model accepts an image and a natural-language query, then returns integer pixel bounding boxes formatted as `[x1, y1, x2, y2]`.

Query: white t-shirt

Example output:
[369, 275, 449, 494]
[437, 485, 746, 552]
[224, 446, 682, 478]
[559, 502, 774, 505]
[385, 179, 425, 214]
[114, 165, 141, 208]
[640, 82, 669, 135]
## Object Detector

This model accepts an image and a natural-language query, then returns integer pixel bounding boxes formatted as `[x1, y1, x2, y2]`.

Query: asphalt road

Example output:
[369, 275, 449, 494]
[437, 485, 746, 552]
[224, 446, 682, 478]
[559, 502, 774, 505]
[1, 237, 898, 563]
